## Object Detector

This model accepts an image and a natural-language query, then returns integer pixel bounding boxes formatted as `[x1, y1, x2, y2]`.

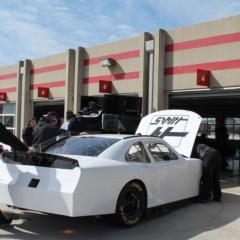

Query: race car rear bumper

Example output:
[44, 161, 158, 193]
[0, 161, 81, 216]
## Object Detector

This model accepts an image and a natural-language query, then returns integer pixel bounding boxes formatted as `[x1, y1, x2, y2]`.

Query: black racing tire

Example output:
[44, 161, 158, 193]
[115, 181, 146, 227]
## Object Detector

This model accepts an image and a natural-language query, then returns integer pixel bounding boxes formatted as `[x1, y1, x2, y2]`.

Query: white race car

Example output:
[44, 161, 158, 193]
[0, 110, 202, 226]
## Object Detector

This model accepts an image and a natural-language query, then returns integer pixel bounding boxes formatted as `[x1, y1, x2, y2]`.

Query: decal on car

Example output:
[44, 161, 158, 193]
[136, 110, 202, 157]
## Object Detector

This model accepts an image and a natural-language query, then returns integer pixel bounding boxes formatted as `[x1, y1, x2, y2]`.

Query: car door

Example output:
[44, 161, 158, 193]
[144, 140, 190, 205]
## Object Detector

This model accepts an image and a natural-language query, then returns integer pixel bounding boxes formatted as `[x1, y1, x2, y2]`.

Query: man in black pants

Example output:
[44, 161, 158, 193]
[195, 143, 222, 202]
[0, 144, 12, 226]
[0, 121, 29, 226]
[0, 210, 12, 226]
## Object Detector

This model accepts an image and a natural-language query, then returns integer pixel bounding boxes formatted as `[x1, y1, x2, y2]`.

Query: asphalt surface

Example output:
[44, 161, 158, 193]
[1, 171, 240, 240]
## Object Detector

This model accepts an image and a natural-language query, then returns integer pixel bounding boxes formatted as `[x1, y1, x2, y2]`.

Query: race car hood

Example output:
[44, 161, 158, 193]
[136, 110, 202, 157]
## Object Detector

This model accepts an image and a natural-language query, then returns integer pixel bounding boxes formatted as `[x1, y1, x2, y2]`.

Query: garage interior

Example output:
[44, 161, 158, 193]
[169, 90, 240, 117]
[169, 90, 240, 171]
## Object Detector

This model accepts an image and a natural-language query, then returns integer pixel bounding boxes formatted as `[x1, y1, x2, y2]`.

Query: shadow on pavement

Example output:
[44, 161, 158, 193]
[1, 191, 240, 240]
[220, 169, 240, 189]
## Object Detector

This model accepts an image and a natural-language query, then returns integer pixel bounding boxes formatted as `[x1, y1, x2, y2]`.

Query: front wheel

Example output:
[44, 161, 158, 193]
[115, 181, 146, 227]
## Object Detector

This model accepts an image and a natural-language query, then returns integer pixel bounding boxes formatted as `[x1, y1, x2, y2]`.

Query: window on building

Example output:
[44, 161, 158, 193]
[226, 118, 240, 140]
[199, 117, 240, 140]
[0, 103, 16, 134]
[199, 118, 216, 139]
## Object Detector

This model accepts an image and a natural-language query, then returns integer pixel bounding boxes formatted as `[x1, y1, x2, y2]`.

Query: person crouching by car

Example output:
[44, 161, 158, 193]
[192, 139, 222, 202]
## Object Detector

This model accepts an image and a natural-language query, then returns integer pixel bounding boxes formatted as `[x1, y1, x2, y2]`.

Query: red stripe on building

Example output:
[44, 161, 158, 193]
[30, 81, 65, 90]
[0, 73, 17, 81]
[165, 32, 240, 52]
[165, 59, 240, 75]
[31, 63, 66, 75]
[84, 50, 140, 65]
[83, 71, 139, 84]
[0, 87, 16, 93]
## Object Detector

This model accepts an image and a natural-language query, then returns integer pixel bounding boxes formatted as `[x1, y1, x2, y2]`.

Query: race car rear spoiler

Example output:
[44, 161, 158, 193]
[2, 151, 79, 170]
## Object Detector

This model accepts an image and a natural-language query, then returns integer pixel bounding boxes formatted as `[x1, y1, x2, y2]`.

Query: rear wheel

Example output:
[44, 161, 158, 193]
[115, 181, 146, 227]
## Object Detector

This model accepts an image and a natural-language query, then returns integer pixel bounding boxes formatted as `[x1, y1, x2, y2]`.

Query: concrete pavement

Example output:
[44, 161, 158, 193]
[0, 171, 240, 240]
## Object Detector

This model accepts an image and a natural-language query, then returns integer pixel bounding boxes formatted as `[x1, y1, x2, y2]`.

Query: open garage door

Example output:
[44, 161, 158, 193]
[169, 90, 240, 117]
[169, 90, 240, 167]
[33, 100, 64, 120]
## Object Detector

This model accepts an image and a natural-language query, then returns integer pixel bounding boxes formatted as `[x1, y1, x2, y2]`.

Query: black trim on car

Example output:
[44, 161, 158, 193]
[2, 152, 79, 170]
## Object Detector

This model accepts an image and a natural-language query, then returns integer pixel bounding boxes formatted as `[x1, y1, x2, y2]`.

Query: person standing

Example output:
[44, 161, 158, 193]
[61, 111, 75, 130]
[0, 145, 4, 154]
[68, 113, 83, 134]
[0, 210, 12, 226]
[22, 118, 37, 146]
[215, 118, 228, 170]
[193, 142, 222, 202]
[0, 145, 12, 226]
[33, 112, 64, 147]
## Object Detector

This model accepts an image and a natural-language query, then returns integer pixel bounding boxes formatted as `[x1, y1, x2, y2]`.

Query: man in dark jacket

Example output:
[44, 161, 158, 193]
[0, 210, 12, 226]
[68, 113, 83, 134]
[194, 143, 222, 202]
[0, 123, 30, 226]
[215, 118, 228, 169]
[0, 143, 12, 226]
[22, 118, 37, 146]
[33, 112, 64, 149]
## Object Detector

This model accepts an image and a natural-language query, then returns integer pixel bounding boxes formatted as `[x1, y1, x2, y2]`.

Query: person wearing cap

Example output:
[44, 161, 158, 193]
[33, 111, 64, 147]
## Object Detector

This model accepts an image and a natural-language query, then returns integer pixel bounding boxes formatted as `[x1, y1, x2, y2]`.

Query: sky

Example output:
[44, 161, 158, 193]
[0, 0, 239, 66]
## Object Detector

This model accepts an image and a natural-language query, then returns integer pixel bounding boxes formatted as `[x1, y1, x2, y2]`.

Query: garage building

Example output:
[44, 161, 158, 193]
[0, 15, 239, 141]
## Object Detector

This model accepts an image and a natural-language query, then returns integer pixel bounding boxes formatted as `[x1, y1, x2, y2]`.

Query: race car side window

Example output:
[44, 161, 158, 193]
[147, 142, 178, 162]
[125, 142, 150, 163]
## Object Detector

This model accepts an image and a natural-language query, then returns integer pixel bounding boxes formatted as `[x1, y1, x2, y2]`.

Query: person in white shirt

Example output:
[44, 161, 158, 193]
[61, 111, 75, 130]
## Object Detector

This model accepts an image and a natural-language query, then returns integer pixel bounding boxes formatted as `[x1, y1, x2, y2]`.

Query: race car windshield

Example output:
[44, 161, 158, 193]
[44, 136, 119, 156]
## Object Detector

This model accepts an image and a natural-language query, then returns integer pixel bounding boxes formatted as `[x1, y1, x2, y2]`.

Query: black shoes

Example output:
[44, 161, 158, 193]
[197, 198, 209, 203]
[197, 197, 222, 203]
[213, 198, 222, 202]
